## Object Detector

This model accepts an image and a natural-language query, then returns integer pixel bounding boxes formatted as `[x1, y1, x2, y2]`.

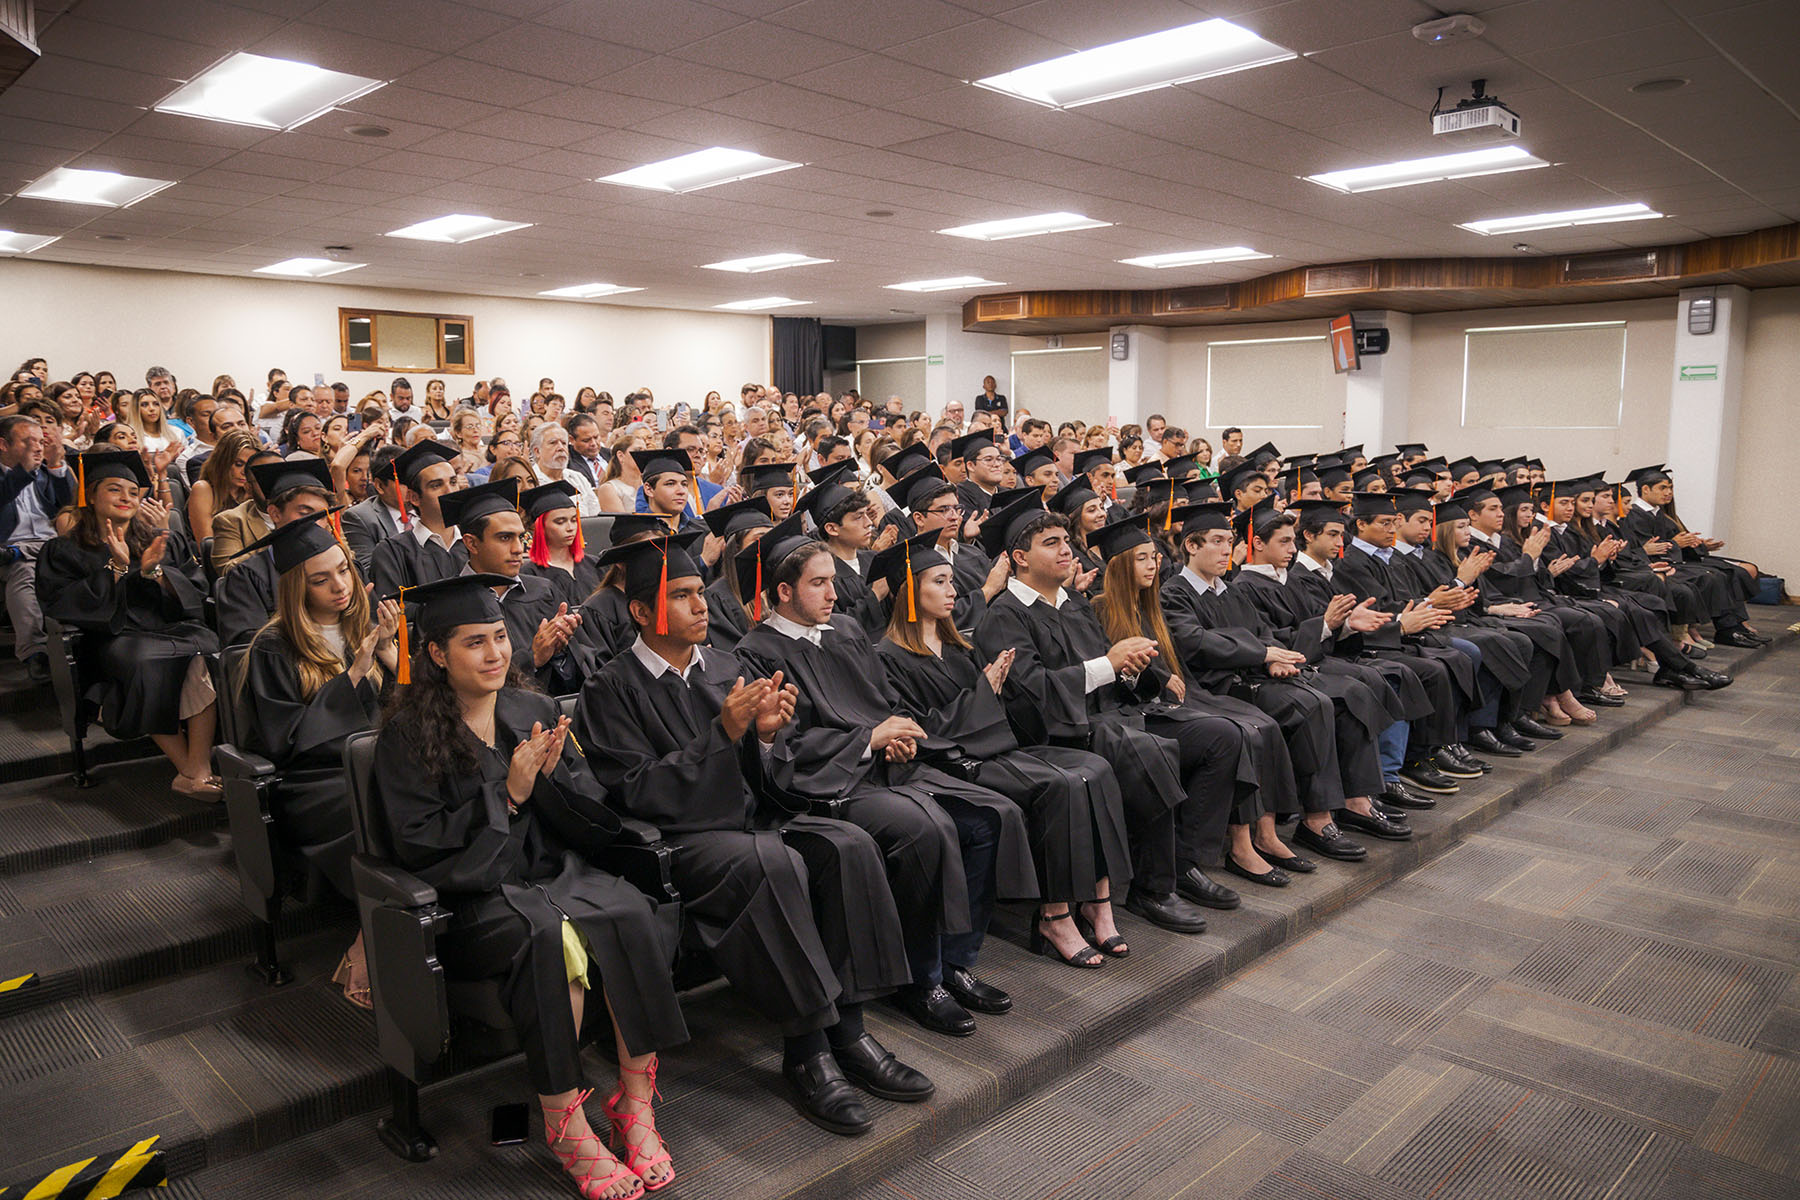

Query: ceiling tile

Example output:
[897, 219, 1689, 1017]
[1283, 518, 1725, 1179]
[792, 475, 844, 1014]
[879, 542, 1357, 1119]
[455, 23, 651, 85]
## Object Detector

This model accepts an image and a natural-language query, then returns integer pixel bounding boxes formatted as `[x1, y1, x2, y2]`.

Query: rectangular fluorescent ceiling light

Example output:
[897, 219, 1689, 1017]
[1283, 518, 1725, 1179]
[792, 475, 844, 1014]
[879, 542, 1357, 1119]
[701, 252, 832, 273]
[886, 276, 1006, 292]
[385, 214, 532, 243]
[1458, 202, 1664, 235]
[539, 282, 645, 299]
[940, 211, 1110, 241]
[154, 52, 385, 131]
[1306, 146, 1548, 193]
[255, 257, 366, 278]
[1119, 246, 1270, 268]
[715, 296, 810, 310]
[0, 231, 60, 255]
[18, 167, 174, 208]
[598, 147, 803, 194]
[976, 19, 1295, 109]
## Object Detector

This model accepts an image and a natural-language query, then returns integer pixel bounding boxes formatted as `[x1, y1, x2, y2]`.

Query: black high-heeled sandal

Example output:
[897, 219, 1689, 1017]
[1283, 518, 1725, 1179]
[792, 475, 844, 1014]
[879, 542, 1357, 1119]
[1031, 910, 1104, 969]
[1074, 902, 1130, 959]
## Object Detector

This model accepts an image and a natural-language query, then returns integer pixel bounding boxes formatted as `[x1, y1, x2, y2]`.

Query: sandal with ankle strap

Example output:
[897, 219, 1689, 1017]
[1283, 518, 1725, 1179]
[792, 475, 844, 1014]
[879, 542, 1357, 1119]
[1031, 909, 1104, 968]
[545, 1089, 644, 1200]
[330, 952, 372, 1011]
[1075, 902, 1130, 959]
[605, 1058, 674, 1192]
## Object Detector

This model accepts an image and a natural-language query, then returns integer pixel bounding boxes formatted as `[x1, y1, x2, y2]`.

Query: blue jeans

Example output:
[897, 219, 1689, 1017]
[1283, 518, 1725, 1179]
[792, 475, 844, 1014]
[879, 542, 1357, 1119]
[1378, 720, 1409, 786]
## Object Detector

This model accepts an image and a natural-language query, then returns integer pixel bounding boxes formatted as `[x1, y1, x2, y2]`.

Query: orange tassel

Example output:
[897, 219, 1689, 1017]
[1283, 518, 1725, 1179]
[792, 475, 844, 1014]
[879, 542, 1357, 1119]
[396, 480, 411, 529]
[395, 589, 411, 685]
[654, 540, 669, 636]
[329, 508, 349, 554]
[690, 476, 703, 518]
[904, 541, 916, 623]
[77, 455, 87, 507]
[752, 556, 762, 622]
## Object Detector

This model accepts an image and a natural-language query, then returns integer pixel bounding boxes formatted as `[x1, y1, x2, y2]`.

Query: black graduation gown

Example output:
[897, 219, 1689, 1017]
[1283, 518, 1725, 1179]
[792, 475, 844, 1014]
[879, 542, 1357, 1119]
[1387, 547, 1538, 694]
[1336, 545, 1482, 702]
[581, 646, 912, 1032]
[876, 640, 1133, 903]
[497, 573, 583, 694]
[371, 525, 467, 599]
[374, 688, 686, 1093]
[243, 630, 381, 895]
[1230, 568, 1420, 725]
[1594, 517, 1702, 623]
[37, 532, 218, 739]
[524, 557, 599, 608]
[972, 590, 1239, 883]
[1621, 503, 1753, 622]
[955, 481, 996, 519]
[831, 551, 887, 639]
[946, 543, 996, 632]
[216, 548, 276, 647]
[703, 576, 753, 653]
[737, 616, 1037, 936]
[1547, 524, 1680, 659]
[572, 586, 636, 675]
[1483, 535, 1616, 682]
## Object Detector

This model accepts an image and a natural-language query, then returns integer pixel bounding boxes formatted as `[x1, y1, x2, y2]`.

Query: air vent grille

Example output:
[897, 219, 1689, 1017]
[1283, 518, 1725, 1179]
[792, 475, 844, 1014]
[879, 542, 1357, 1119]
[1305, 263, 1375, 294]
[1561, 250, 1663, 283]
[1162, 285, 1231, 312]
[976, 294, 1025, 319]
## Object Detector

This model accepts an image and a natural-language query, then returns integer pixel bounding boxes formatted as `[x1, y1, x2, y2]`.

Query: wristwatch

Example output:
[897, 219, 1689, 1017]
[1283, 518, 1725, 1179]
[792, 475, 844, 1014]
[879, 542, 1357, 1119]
[142, 566, 164, 581]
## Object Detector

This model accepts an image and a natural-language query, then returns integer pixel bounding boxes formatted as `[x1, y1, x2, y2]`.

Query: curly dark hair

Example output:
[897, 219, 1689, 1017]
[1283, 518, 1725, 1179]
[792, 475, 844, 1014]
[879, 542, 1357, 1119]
[379, 634, 536, 783]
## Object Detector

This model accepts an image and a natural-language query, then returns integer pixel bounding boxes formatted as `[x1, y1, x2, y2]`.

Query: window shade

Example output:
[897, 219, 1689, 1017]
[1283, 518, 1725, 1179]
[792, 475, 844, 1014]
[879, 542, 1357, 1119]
[1012, 347, 1108, 427]
[1462, 323, 1626, 428]
[1205, 336, 1333, 429]
[857, 358, 925, 409]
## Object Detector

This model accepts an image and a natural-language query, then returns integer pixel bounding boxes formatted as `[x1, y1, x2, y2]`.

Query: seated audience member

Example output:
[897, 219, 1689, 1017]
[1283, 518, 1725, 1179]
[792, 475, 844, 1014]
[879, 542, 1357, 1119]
[1620, 464, 1767, 648]
[735, 521, 1035, 1039]
[39, 449, 220, 798]
[1, 414, 74, 683]
[580, 535, 932, 1135]
[370, 441, 463, 597]
[971, 495, 1227, 935]
[566, 413, 608, 484]
[953, 430, 1007, 518]
[241, 514, 401, 1009]
[440, 478, 584, 695]
[573, 515, 693, 671]
[876, 532, 1134, 968]
[632, 447, 710, 541]
[634, 427, 723, 518]
[216, 459, 335, 646]
[210, 448, 283, 570]
[741, 460, 796, 521]
[339, 444, 406, 579]
[796, 459, 887, 636]
[531, 422, 600, 517]
[520, 480, 597, 604]
[702, 497, 774, 653]
[374, 574, 686, 1200]
[186, 429, 258, 543]
[891, 465, 1008, 630]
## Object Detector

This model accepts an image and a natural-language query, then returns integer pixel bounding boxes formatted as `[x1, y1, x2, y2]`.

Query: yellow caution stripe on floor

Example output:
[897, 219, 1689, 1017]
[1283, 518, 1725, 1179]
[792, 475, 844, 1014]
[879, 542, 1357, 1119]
[0, 1136, 166, 1199]
[0, 973, 37, 994]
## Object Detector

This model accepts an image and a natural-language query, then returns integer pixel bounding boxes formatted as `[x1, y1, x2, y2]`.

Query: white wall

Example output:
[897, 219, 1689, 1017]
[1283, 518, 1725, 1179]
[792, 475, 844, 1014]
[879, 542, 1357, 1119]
[1731, 286, 1800, 581]
[854, 322, 926, 360]
[0, 259, 771, 405]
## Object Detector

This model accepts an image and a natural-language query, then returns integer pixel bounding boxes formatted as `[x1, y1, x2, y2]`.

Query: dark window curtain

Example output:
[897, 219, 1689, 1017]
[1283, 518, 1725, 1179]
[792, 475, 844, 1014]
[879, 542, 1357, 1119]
[772, 316, 824, 395]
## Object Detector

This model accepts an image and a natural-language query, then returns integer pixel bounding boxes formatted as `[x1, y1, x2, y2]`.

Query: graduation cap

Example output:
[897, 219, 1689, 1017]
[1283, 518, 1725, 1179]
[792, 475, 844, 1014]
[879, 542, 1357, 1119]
[1315, 456, 1352, 489]
[1288, 498, 1351, 525]
[1391, 490, 1433, 516]
[1123, 461, 1168, 487]
[805, 457, 861, 494]
[520, 479, 579, 521]
[1088, 513, 1159, 561]
[380, 440, 458, 530]
[1460, 485, 1498, 509]
[743, 461, 795, 494]
[1370, 453, 1403, 474]
[630, 446, 692, 483]
[705, 495, 774, 540]
[1495, 484, 1534, 509]
[73, 447, 150, 505]
[228, 508, 347, 573]
[734, 511, 813, 622]
[1283, 453, 1319, 470]
[1219, 461, 1267, 498]
[609, 512, 685, 543]
[1244, 441, 1281, 467]
[1446, 456, 1482, 482]
[1162, 451, 1203, 480]
[1338, 444, 1365, 464]
[250, 457, 333, 503]
[1234, 498, 1290, 543]
[1626, 463, 1671, 488]
[1176, 500, 1235, 537]
[888, 463, 952, 514]
[396, 573, 513, 643]
[797, 472, 864, 530]
[1011, 445, 1056, 478]
[1350, 491, 1397, 519]
[1184, 477, 1222, 502]
[949, 430, 996, 462]
[597, 533, 704, 634]
[978, 490, 1048, 561]
[868, 529, 946, 623]
[1352, 468, 1387, 491]
[882, 443, 933, 480]
[1402, 466, 1438, 488]
[1501, 456, 1528, 471]
[1073, 448, 1114, 476]
[1048, 476, 1099, 517]
[1394, 442, 1429, 457]
[1283, 464, 1318, 494]
[1476, 460, 1506, 480]
[1531, 478, 1584, 507]
[438, 476, 521, 531]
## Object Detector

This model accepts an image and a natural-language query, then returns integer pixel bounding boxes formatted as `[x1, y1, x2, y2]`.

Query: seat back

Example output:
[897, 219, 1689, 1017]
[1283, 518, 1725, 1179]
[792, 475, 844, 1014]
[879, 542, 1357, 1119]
[216, 644, 253, 752]
[41, 617, 87, 742]
[344, 730, 390, 859]
[580, 514, 616, 557]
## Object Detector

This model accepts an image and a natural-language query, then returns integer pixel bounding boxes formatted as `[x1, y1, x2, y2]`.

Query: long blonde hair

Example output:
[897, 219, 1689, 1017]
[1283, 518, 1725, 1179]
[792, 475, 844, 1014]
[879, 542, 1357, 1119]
[256, 544, 379, 698]
[883, 566, 969, 656]
[1092, 548, 1183, 682]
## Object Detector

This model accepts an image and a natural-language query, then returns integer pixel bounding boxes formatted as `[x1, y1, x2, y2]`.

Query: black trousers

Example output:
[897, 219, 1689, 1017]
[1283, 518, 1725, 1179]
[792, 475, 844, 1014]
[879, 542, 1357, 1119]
[1146, 712, 1244, 872]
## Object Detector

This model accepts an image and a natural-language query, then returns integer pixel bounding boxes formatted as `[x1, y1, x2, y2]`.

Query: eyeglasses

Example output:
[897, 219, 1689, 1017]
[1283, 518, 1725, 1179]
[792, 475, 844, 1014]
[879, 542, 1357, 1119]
[925, 503, 963, 517]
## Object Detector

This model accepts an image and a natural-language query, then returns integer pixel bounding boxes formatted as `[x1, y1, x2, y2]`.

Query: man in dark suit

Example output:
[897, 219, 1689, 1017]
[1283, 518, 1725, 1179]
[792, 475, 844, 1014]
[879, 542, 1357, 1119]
[565, 412, 608, 485]
[338, 444, 407, 580]
[1, 414, 75, 683]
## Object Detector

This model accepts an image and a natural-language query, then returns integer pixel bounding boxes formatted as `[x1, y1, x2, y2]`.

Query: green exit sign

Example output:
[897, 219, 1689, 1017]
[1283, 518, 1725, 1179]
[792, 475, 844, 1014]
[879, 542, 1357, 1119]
[927, 354, 944, 366]
[1679, 364, 1718, 381]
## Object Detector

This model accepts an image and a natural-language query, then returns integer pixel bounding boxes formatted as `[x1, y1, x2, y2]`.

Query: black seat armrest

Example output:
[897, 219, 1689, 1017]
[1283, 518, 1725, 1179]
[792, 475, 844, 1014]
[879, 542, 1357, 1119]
[216, 743, 276, 779]
[352, 854, 439, 910]
[616, 816, 663, 847]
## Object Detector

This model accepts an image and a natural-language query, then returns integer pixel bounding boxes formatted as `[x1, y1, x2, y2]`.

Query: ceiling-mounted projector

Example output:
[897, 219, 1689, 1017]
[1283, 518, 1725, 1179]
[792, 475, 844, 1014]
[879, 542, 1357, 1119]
[1432, 78, 1520, 143]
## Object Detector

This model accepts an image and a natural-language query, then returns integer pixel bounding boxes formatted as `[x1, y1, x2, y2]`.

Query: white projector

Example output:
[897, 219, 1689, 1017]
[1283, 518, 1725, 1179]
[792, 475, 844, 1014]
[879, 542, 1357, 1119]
[1433, 98, 1521, 143]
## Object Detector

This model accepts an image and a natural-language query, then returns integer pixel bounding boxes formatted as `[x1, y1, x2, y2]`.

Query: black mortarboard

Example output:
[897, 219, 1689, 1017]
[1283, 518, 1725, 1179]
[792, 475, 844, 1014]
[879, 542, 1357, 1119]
[1244, 441, 1281, 467]
[703, 495, 773, 539]
[1419, 456, 1450, 476]
[1524, 457, 1545, 472]
[1626, 463, 1670, 487]
[1176, 500, 1235, 537]
[1351, 491, 1397, 518]
[438, 476, 521, 530]
[597, 534, 704, 609]
[1288, 498, 1350, 523]
[231, 508, 344, 574]
[1233, 498, 1289, 542]
[1461, 485, 1498, 508]
[1073, 448, 1114, 476]
[868, 530, 947, 620]
[1088, 513, 1158, 561]
[882, 443, 932, 480]
[1220, 461, 1267, 498]
[1316, 457, 1352, 488]
[609, 512, 683, 542]
[744, 461, 795, 494]
[74, 448, 150, 501]
[388, 439, 456, 486]
[1011, 446, 1056, 478]
[250, 457, 333, 502]
[400, 573, 511, 639]
[888, 463, 952, 513]
[1049, 476, 1099, 517]
[1477, 460, 1506, 479]
[1338, 443, 1365, 463]
[1283, 465, 1317, 494]
[1352, 468, 1386, 491]
[1394, 442, 1429, 456]
[1371, 453, 1403, 473]
[1392, 490, 1433, 516]
[978, 491, 1048, 560]
[1162, 451, 1203, 480]
[1447, 457, 1481, 480]
[798, 474, 864, 529]
[1495, 484, 1534, 508]
[1531, 478, 1584, 504]
[949, 430, 996, 462]
[805, 458, 861, 493]
[1123, 461, 1168, 487]
[1435, 499, 1469, 523]
[1184, 477, 1221, 502]
[519, 479, 579, 521]
[734, 511, 814, 620]
[631, 446, 692, 482]
[1403, 466, 1437, 487]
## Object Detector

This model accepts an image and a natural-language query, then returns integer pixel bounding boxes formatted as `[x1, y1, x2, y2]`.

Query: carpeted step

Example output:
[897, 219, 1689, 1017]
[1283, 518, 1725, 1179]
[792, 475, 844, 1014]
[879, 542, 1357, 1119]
[0, 759, 223, 876]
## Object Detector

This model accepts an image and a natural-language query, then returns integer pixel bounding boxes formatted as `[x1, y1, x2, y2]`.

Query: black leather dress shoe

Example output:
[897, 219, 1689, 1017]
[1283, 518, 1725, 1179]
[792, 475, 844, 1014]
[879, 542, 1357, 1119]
[890, 984, 975, 1037]
[1682, 644, 1708, 659]
[1371, 798, 1410, 822]
[1429, 749, 1482, 779]
[1124, 888, 1208, 934]
[785, 1051, 873, 1135]
[1222, 855, 1290, 887]
[1690, 666, 1733, 689]
[1654, 664, 1732, 690]
[1336, 807, 1413, 841]
[1381, 779, 1438, 809]
[1466, 728, 1523, 758]
[943, 966, 1012, 1014]
[1262, 849, 1316, 873]
[1176, 867, 1241, 910]
[1400, 761, 1461, 794]
[832, 1033, 935, 1102]
[1446, 744, 1493, 772]
[1512, 717, 1563, 741]
[1578, 689, 1626, 708]
[1715, 628, 1765, 649]
[1494, 725, 1538, 752]
[1291, 820, 1368, 861]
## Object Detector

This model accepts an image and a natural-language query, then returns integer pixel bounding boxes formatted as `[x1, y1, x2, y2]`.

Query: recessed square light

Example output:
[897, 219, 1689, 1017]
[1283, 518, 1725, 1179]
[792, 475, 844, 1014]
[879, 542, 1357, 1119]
[977, 18, 1296, 109]
[18, 167, 175, 208]
[599, 147, 804, 194]
[254, 257, 367, 278]
[1457, 202, 1664, 235]
[701, 252, 833, 273]
[0, 230, 60, 255]
[885, 276, 1008, 292]
[155, 52, 385, 131]
[715, 296, 810, 310]
[539, 282, 646, 299]
[1119, 247, 1271, 268]
[1305, 146, 1549, 193]
[385, 214, 532, 243]
[939, 212, 1111, 241]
